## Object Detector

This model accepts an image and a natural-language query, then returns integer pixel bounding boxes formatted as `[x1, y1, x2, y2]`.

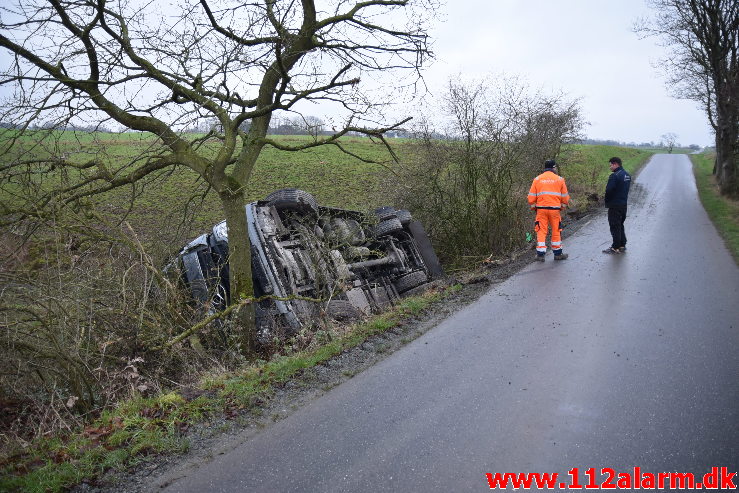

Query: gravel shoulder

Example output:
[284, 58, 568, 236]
[79, 209, 601, 493]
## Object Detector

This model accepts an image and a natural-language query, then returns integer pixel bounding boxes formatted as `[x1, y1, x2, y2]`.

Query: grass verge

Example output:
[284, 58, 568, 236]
[560, 144, 654, 199]
[690, 152, 739, 263]
[0, 284, 460, 492]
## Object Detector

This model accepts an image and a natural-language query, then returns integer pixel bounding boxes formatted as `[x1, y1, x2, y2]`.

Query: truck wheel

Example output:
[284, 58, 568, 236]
[373, 217, 403, 237]
[394, 270, 428, 293]
[374, 206, 397, 221]
[394, 209, 412, 225]
[265, 188, 318, 216]
[326, 300, 363, 321]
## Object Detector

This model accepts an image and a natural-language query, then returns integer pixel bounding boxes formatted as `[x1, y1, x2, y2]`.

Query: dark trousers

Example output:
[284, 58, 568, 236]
[607, 205, 627, 249]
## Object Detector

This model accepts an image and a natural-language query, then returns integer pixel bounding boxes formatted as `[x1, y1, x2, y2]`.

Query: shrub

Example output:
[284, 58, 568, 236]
[380, 77, 584, 266]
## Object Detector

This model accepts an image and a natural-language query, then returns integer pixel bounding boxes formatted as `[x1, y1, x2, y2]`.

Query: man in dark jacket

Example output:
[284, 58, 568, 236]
[603, 157, 631, 254]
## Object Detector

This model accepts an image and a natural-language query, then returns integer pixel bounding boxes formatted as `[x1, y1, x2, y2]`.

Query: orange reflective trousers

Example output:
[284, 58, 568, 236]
[534, 209, 563, 254]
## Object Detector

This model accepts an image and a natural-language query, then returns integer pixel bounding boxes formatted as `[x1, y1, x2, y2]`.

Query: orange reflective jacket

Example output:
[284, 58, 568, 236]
[528, 171, 570, 209]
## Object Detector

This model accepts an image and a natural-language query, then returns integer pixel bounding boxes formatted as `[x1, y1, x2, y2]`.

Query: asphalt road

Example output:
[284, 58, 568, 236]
[162, 154, 739, 492]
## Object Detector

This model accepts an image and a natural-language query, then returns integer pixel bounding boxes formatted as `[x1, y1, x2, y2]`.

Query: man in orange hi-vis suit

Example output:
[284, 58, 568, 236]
[528, 159, 570, 261]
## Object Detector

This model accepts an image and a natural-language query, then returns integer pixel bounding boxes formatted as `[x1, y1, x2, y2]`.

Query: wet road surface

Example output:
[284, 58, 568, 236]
[162, 154, 738, 492]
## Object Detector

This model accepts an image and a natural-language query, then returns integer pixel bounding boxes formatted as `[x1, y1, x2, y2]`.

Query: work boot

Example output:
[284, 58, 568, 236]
[618, 247, 627, 253]
[554, 253, 568, 260]
[534, 254, 545, 262]
[602, 247, 620, 254]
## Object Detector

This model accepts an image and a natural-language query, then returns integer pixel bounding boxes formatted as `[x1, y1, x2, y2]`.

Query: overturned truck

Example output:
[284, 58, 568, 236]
[174, 189, 443, 339]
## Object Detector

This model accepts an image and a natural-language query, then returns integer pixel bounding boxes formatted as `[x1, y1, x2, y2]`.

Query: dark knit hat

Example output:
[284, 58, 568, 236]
[544, 159, 556, 169]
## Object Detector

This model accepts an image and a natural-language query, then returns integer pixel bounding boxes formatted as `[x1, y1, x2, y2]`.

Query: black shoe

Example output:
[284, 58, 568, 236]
[618, 247, 626, 253]
[602, 247, 620, 254]
[554, 253, 569, 260]
[534, 255, 545, 262]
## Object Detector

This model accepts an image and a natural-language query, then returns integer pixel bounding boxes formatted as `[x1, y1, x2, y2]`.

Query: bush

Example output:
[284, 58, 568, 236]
[0, 210, 244, 448]
[380, 77, 584, 266]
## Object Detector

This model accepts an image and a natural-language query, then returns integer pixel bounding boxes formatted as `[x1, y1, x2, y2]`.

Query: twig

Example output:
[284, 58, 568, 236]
[152, 294, 325, 350]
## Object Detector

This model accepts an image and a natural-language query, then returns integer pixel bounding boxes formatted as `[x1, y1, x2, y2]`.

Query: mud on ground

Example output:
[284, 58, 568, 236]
[77, 210, 600, 493]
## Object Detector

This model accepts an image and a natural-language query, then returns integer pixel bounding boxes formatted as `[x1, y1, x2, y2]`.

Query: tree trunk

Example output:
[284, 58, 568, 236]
[714, 133, 738, 198]
[220, 187, 256, 352]
[713, 97, 739, 197]
[717, 152, 739, 197]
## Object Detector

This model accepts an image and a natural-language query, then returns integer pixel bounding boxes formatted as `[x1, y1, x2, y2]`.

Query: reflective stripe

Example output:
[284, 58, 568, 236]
[551, 242, 562, 247]
[537, 242, 546, 246]
[538, 191, 567, 197]
[536, 246, 547, 252]
[529, 172, 570, 209]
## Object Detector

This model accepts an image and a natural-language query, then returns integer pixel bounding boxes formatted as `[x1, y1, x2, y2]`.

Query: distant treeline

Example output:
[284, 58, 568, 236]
[0, 121, 702, 148]
[579, 137, 702, 150]
[0, 119, 411, 138]
[0, 121, 115, 132]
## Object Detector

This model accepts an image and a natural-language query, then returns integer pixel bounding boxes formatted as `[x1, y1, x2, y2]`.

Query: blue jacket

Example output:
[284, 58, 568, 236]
[605, 166, 631, 207]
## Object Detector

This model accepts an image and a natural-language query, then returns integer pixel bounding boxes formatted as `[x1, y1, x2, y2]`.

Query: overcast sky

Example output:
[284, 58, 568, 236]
[418, 0, 714, 146]
[0, 0, 714, 147]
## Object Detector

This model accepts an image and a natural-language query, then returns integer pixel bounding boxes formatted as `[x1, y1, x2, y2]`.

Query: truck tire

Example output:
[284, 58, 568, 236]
[373, 217, 403, 237]
[326, 300, 363, 321]
[265, 188, 318, 216]
[394, 209, 412, 225]
[393, 270, 428, 293]
[374, 206, 397, 221]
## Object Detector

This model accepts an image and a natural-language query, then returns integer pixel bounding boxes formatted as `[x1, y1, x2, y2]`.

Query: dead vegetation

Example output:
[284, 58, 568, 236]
[0, 210, 247, 454]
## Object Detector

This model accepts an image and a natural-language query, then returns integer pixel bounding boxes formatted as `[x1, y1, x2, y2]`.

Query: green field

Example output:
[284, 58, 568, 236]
[558, 144, 652, 196]
[0, 130, 652, 229]
[0, 131, 397, 257]
[0, 130, 655, 253]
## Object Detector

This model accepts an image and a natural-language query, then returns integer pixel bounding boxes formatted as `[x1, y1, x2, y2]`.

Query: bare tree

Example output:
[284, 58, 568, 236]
[661, 132, 679, 152]
[637, 0, 739, 196]
[301, 115, 326, 138]
[0, 0, 436, 346]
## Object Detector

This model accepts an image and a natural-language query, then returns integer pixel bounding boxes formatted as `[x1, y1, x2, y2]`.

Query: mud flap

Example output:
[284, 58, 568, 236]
[407, 220, 444, 279]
